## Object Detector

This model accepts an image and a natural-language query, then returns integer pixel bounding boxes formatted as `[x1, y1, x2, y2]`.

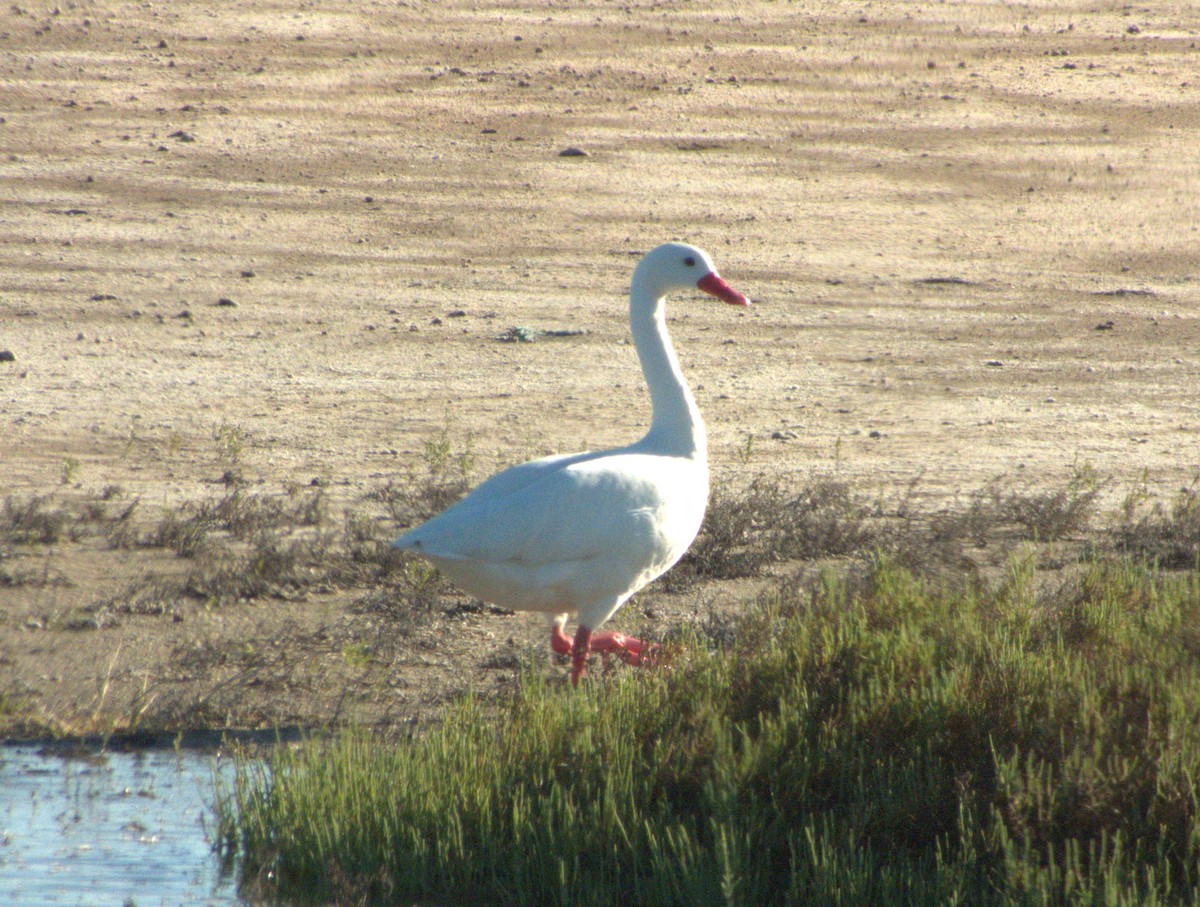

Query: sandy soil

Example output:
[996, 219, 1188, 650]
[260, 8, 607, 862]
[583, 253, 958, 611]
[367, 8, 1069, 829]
[1, 0, 1198, 739]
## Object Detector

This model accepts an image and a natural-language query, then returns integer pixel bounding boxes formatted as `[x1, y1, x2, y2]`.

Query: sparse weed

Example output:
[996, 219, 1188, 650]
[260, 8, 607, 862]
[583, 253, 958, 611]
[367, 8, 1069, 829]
[881, 466, 1104, 577]
[331, 508, 406, 582]
[86, 577, 183, 620]
[120, 419, 140, 459]
[182, 531, 307, 604]
[1, 495, 71, 544]
[60, 456, 80, 485]
[342, 642, 374, 669]
[1113, 480, 1200, 568]
[670, 478, 875, 586]
[424, 421, 475, 481]
[148, 507, 210, 556]
[286, 481, 328, 527]
[373, 423, 475, 528]
[1002, 460, 1101, 541]
[0, 559, 67, 589]
[1119, 468, 1153, 523]
[143, 486, 327, 555]
[737, 431, 754, 466]
[773, 479, 877, 559]
[358, 557, 453, 620]
[881, 481, 999, 575]
[26, 645, 165, 740]
[213, 421, 248, 465]
[0, 489, 143, 552]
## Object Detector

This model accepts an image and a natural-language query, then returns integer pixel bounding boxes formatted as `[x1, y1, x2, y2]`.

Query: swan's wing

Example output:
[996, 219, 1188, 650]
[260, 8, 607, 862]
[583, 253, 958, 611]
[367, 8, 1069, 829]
[441, 450, 595, 504]
[392, 450, 595, 549]
[394, 453, 698, 570]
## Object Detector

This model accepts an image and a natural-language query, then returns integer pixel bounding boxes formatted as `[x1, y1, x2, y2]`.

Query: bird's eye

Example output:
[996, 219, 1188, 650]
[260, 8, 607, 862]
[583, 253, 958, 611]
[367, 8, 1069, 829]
[684, 256, 696, 267]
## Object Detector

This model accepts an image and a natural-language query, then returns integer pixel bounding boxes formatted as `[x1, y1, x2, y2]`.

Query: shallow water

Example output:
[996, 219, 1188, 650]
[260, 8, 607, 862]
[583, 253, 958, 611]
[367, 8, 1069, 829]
[0, 744, 248, 907]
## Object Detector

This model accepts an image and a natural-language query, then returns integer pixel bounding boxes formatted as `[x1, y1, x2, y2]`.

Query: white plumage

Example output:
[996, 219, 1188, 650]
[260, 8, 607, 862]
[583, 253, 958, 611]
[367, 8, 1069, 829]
[392, 242, 749, 682]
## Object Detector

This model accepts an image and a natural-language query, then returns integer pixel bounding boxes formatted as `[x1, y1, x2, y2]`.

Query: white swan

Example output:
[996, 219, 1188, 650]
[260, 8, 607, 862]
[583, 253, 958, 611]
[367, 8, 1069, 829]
[392, 242, 749, 683]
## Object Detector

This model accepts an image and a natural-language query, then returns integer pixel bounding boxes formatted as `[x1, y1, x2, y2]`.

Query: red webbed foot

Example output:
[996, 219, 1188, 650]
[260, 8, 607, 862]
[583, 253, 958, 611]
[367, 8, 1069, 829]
[588, 630, 659, 667]
[550, 621, 658, 684]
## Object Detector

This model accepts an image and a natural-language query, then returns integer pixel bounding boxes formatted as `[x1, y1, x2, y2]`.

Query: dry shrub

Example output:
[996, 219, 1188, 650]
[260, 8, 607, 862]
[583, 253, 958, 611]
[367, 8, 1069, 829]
[1001, 463, 1101, 541]
[1113, 484, 1200, 569]
[2, 492, 139, 547]
[668, 478, 875, 588]
[1, 495, 71, 544]
[182, 531, 320, 603]
[370, 424, 474, 528]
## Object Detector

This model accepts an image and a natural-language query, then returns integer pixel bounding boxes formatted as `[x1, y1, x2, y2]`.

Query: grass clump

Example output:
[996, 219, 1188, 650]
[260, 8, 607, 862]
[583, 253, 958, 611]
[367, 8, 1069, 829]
[1, 494, 73, 544]
[1, 490, 137, 547]
[1113, 483, 1200, 569]
[670, 478, 874, 585]
[215, 557, 1200, 906]
[998, 461, 1102, 542]
[144, 485, 327, 557]
[371, 423, 475, 528]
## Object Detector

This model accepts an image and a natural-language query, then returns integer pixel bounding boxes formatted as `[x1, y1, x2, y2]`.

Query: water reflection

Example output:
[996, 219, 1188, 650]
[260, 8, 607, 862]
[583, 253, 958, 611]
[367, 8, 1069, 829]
[0, 744, 246, 907]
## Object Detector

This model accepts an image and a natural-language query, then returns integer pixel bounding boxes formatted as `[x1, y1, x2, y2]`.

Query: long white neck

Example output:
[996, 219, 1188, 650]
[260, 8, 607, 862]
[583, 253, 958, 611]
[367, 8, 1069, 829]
[629, 277, 707, 460]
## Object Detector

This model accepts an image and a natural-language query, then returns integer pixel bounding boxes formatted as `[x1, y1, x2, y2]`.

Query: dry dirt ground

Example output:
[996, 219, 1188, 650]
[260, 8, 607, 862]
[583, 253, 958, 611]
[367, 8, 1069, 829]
[1, 0, 1198, 740]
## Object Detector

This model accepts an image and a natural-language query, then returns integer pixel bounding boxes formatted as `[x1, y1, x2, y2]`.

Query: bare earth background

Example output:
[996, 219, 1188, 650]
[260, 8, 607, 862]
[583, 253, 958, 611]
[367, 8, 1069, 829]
[1, 0, 1198, 738]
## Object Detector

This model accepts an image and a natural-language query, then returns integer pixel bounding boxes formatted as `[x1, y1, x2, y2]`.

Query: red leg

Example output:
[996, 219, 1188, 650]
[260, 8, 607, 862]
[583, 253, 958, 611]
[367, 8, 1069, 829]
[550, 622, 658, 684]
[570, 624, 592, 686]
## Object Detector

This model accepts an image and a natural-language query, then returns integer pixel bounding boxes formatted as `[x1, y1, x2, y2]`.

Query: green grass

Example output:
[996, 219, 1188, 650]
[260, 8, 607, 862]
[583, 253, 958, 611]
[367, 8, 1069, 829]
[214, 556, 1200, 906]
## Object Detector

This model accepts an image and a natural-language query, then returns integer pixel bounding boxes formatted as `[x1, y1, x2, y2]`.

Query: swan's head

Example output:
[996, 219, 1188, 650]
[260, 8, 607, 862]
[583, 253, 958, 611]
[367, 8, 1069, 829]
[634, 242, 750, 307]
